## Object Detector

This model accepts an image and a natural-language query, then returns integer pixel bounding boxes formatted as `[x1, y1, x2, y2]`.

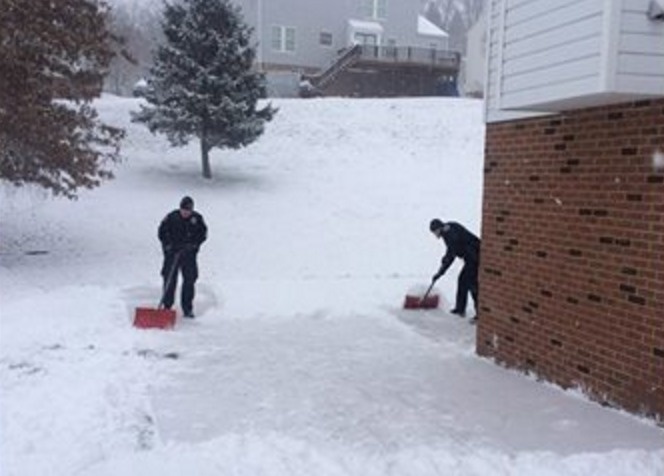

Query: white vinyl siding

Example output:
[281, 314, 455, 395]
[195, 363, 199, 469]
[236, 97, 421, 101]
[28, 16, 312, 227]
[499, 0, 604, 110]
[485, 0, 549, 122]
[485, 0, 664, 121]
[615, 2, 664, 94]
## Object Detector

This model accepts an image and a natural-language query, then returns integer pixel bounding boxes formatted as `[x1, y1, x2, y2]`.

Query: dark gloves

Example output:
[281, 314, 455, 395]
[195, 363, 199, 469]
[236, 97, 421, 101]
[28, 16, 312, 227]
[432, 270, 444, 283]
[183, 243, 199, 252]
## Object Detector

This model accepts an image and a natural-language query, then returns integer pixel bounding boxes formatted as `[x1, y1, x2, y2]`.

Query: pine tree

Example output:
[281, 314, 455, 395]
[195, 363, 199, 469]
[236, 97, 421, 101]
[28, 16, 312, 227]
[133, 0, 276, 179]
[0, 0, 125, 199]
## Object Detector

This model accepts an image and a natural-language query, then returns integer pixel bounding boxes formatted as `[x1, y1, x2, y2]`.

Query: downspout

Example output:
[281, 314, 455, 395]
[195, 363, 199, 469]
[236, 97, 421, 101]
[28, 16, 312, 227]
[482, 0, 494, 122]
[256, 0, 263, 72]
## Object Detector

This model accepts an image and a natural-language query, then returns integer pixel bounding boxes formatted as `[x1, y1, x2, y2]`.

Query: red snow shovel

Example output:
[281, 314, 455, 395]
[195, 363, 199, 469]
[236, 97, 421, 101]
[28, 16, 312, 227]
[133, 251, 181, 329]
[403, 281, 440, 310]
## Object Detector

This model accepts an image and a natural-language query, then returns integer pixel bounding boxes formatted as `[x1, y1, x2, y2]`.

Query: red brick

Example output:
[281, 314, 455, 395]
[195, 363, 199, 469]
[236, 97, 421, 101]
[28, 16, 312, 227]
[479, 99, 664, 422]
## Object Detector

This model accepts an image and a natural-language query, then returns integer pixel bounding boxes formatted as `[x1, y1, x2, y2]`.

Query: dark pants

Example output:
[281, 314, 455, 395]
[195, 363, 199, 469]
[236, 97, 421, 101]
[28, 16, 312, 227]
[456, 260, 478, 314]
[161, 251, 198, 314]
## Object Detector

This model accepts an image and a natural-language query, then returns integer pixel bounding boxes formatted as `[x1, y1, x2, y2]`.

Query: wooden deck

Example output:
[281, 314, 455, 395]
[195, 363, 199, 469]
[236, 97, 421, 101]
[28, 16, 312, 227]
[355, 45, 460, 72]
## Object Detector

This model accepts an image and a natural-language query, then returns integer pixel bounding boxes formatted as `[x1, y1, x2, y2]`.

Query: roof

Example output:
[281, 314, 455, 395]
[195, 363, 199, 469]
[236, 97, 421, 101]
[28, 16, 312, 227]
[417, 15, 449, 38]
[348, 19, 384, 34]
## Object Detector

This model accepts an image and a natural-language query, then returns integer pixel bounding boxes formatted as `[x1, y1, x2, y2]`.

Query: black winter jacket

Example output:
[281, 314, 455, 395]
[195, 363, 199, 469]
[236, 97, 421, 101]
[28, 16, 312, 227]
[437, 222, 480, 275]
[158, 210, 207, 254]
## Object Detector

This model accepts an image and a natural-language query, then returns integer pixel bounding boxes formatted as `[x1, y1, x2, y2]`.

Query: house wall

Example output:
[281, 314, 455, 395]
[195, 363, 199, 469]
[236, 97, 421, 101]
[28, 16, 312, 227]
[486, 0, 664, 117]
[616, 0, 664, 94]
[235, 0, 353, 71]
[484, 0, 549, 122]
[499, 0, 605, 111]
[478, 98, 664, 421]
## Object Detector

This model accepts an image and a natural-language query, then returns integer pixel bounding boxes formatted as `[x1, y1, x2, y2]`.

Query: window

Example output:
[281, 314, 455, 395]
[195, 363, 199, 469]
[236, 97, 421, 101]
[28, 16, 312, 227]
[354, 32, 377, 46]
[385, 38, 397, 58]
[376, 0, 387, 18]
[430, 43, 438, 60]
[270, 26, 281, 50]
[319, 31, 333, 46]
[285, 27, 295, 52]
[271, 25, 296, 52]
[361, 0, 387, 19]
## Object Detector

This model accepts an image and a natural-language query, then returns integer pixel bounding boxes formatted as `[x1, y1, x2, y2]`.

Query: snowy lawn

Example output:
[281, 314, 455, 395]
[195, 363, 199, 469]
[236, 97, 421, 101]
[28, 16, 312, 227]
[1, 96, 662, 475]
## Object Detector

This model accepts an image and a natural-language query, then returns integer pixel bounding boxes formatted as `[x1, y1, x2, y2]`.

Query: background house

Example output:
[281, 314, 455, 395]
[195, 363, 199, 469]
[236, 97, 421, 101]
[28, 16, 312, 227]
[478, 0, 664, 422]
[104, 0, 492, 98]
[234, 0, 459, 97]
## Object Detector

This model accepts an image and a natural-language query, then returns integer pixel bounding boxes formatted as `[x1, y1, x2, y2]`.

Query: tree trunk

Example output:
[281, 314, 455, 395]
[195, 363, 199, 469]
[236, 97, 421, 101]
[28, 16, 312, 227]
[201, 131, 212, 179]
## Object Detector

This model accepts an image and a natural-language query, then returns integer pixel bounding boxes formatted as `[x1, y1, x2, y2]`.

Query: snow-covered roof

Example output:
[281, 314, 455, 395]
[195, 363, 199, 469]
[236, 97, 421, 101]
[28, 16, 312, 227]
[417, 15, 449, 38]
[348, 19, 384, 34]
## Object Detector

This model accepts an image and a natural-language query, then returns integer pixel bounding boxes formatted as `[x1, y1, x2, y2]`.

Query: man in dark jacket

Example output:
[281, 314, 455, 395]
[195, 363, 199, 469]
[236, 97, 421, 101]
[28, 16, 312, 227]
[158, 196, 207, 318]
[430, 218, 480, 320]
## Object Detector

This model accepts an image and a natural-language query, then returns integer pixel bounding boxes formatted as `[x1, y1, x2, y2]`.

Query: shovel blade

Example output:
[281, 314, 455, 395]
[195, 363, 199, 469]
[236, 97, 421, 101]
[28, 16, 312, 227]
[134, 307, 176, 329]
[403, 294, 440, 310]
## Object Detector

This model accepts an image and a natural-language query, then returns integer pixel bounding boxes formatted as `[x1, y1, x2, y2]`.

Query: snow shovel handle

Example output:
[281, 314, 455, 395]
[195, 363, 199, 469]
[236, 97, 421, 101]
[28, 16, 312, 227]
[158, 250, 182, 309]
[421, 280, 436, 302]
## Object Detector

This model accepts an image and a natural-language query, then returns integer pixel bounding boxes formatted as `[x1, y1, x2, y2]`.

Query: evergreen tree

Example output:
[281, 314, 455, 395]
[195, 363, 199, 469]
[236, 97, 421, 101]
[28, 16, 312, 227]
[0, 0, 125, 199]
[133, 0, 276, 179]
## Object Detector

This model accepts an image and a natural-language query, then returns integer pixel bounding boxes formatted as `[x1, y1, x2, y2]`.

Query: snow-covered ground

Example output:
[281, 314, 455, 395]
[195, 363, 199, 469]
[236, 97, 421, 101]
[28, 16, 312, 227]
[1, 96, 661, 476]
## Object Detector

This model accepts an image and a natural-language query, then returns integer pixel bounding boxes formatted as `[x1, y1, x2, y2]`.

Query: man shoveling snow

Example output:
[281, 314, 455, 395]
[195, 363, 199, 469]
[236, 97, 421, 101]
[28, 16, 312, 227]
[429, 218, 480, 322]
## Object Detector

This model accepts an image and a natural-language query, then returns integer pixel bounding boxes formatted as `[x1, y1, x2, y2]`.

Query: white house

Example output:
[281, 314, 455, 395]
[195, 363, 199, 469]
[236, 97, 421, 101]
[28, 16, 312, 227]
[485, 0, 664, 122]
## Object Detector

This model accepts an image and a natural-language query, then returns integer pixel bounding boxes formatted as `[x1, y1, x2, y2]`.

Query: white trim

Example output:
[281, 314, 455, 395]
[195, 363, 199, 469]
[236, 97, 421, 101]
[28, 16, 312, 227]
[271, 25, 296, 53]
[495, 0, 508, 111]
[485, 0, 552, 123]
[599, 0, 622, 92]
[483, 0, 495, 122]
[348, 19, 383, 46]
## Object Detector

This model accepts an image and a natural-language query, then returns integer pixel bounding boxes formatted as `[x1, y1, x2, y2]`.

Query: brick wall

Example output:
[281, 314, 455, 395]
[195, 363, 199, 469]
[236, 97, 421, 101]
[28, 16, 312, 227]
[477, 99, 664, 422]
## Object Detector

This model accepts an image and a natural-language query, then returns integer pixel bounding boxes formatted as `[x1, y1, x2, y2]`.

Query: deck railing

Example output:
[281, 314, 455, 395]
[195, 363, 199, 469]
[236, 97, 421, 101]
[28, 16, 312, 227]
[302, 44, 461, 95]
[358, 45, 460, 69]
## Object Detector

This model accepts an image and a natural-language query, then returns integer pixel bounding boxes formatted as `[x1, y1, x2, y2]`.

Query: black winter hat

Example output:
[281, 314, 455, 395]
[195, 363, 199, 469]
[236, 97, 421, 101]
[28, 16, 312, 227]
[180, 196, 194, 210]
[429, 218, 444, 232]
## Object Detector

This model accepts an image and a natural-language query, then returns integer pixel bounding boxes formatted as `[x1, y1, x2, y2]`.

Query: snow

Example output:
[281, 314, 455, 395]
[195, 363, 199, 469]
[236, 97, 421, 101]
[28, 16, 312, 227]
[106, 0, 162, 15]
[1, 96, 662, 476]
[418, 15, 449, 38]
[654, 149, 664, 171]
[348, 18, 384, 34]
